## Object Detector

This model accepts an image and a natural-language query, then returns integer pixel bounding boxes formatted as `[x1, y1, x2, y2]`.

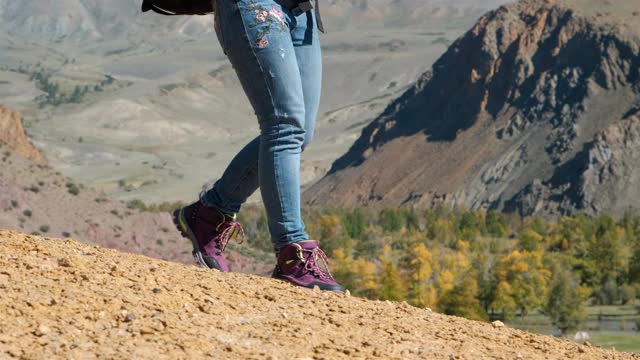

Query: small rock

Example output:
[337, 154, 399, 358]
[516, 354, 523, 359]
[425, 307, 433, 312]
[34, 325, 50, 337]
[312, 285, 321, 292]
[578, 346, 586, 353]
[584, 341, 592, 347]
[124, 313, 136, 323]
[57, 258, 72, 268]
[140, 327, 155, 335]
[492, 320, 505, 328]
[343, 289, 351, 298]
[281, 312, 288, 319]
[152, 288, 162, 294]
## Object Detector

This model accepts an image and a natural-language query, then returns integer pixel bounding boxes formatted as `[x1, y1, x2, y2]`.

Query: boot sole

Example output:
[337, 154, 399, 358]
[272, 273, 345, 294]
[172, 208, 208, 268]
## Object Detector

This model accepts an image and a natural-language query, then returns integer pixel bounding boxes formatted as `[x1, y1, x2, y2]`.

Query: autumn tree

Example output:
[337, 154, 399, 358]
[544, 265, 590, 336]
[406, 243, 435, 308]
[439, 272, 488, 321]
[378, 245, 405, 301]
[491, 250, 550, 319]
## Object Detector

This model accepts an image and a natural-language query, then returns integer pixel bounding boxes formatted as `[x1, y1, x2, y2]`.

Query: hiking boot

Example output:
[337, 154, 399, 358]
[172, 201, 244, 272]
[273, 240, 345, 293]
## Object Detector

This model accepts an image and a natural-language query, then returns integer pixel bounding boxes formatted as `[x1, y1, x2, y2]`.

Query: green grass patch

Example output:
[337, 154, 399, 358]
[589, 332, 640, 353]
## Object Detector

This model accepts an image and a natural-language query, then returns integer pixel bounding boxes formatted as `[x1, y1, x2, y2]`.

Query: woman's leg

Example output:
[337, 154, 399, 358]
[204, 0, 312, 248]
[202, 2, 322, 216]
[292, 5, 322, 151]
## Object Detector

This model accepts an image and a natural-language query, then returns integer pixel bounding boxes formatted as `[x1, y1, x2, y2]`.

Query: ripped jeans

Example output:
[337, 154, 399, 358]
[201, 0, 321, 249]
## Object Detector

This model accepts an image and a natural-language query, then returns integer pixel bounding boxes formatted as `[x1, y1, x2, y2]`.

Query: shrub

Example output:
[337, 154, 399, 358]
[23, 210, 32, 217]
[39, 225, 50, 233]
[66, 182, 80, 195]
[127, 199, 146, 211]
[11, 200, 18, 208]
[62, 232, 71, 238]
[28, 185, 40, 193]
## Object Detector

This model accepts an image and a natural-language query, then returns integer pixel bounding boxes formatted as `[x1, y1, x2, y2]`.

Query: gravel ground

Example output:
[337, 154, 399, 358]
[1, 230, 638, 359]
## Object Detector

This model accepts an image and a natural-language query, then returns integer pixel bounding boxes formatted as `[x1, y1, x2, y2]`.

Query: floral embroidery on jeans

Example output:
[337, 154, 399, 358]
[244, 1, 288, 49]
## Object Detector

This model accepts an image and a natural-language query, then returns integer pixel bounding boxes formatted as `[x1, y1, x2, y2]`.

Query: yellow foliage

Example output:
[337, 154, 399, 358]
[318, 214, 341, 239]
[455, 240, 470, 252]
[437, 270, 455, 293]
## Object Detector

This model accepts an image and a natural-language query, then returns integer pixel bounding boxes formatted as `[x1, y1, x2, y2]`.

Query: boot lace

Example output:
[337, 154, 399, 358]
[213, 217, 245, 255]
[301, 247, 335, 281]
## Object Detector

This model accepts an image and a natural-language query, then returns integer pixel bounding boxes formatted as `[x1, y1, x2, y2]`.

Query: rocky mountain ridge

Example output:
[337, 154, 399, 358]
[305, 0, 640, 217]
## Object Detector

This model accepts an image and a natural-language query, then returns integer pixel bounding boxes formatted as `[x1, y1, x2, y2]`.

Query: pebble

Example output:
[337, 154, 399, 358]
[34, 324, 50, 337]
[57, 258, 72, 268]
[124, 313, 136, 322]
[152, 288, 162, 294]
[344, 289, 351, 298]
[492, 320, 505, 328]
[140, 327, 155, 335]
[312, 285, 321, 292]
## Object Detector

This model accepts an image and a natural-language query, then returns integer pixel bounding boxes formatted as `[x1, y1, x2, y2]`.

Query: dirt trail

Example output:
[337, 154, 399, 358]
[0, 230, 637, 360]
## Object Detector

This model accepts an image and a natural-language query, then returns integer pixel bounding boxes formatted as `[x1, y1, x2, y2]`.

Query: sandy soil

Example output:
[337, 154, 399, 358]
[1, 230, 637, 360]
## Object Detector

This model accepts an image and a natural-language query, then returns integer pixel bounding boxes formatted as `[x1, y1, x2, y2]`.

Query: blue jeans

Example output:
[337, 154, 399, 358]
[202, 0, 321, 249]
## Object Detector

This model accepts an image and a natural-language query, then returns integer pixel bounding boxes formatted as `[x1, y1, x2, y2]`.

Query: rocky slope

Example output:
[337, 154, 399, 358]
[0, 105, 267, 274]
[305, 0, 640, 217]
[1, 230, 637, 359]
[0, 105, 46, 163]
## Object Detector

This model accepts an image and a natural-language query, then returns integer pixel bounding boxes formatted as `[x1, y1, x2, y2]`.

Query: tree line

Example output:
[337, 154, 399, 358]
[237, 206, 640, 334]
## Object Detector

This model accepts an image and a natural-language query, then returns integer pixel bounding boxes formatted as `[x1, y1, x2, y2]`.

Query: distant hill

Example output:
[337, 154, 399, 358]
[305, 0, 640, 218]
[0, 0, 213, 42]
[0, 0, 509, 42]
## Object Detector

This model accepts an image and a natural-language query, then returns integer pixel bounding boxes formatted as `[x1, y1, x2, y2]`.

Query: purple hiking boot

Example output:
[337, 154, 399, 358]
[273, 240, 345, 293]
[172, 201, 244, 272]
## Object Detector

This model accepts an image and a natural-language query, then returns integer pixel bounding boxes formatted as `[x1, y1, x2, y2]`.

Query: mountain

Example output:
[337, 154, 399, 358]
[1, 230, 634, 359]
[0, 0, 214, 42]
[0, 0, 507, 42]
[305, 0, 640, 218]
[0, 0, 512, 204]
